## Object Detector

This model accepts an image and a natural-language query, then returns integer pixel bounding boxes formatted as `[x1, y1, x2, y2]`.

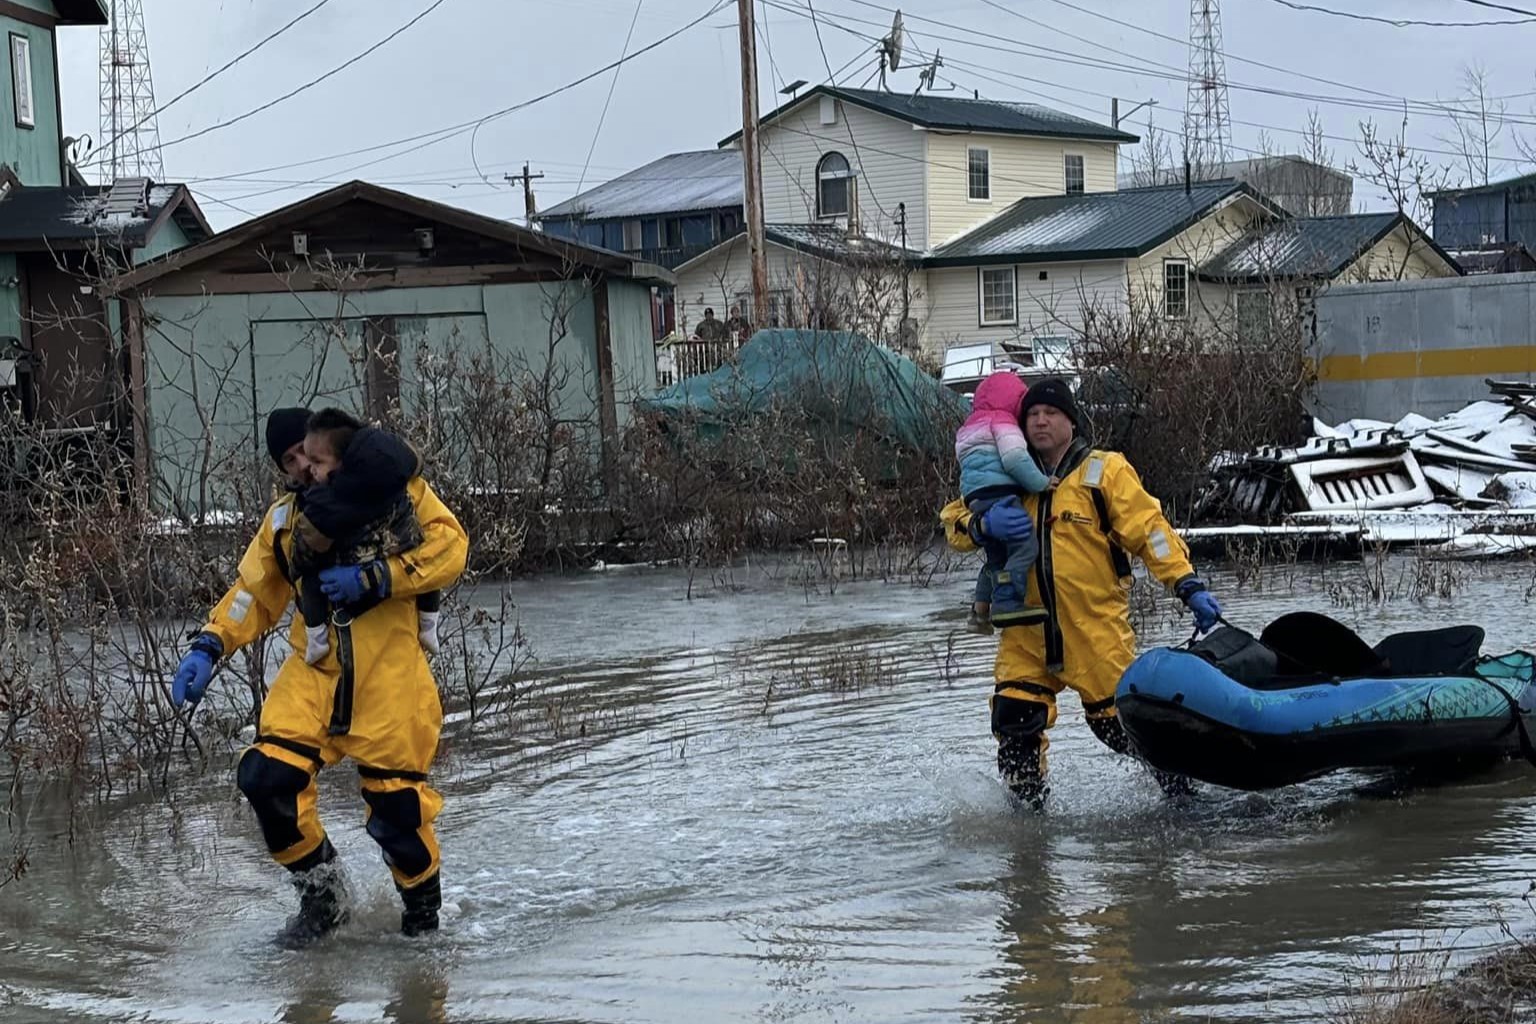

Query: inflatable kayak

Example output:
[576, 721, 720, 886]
[1115, 612, 1536, 791]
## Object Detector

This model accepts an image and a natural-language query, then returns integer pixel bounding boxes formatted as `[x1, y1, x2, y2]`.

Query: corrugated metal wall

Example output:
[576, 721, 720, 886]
[1311, 273, 1536, 423]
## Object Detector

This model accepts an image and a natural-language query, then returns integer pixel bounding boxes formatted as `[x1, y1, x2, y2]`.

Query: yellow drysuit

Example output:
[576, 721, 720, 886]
[943, 439, 1195, 801]
[200, 477, 468, 891]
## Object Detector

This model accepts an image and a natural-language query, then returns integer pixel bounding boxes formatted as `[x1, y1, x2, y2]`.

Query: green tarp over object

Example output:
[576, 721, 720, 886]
[638, 329, 967, 459]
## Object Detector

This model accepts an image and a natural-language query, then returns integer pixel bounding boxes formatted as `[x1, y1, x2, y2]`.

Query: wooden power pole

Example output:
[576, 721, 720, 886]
[506, 162, 545, 226]
[737, 0, 769, 328]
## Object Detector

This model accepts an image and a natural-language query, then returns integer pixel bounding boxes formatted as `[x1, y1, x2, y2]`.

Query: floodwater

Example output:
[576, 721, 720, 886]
[3, 554, 1536, 1023]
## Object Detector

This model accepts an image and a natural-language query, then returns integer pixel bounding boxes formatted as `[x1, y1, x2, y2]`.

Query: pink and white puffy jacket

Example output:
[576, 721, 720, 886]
[956, 371, 1051, 501]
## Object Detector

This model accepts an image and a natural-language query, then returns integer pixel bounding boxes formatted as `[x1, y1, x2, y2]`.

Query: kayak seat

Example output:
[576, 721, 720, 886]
[1259, 611, 1386, 679]
[1373, 626, 1485, 678]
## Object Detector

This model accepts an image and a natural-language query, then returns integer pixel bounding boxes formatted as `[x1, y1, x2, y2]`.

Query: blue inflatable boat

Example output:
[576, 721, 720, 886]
[1115, 612, 1536, 790]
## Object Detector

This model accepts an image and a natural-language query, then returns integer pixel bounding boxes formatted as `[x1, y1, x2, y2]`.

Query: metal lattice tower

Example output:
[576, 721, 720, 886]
[1183, 0, 1232, 176]
[99, 0, 164, 182]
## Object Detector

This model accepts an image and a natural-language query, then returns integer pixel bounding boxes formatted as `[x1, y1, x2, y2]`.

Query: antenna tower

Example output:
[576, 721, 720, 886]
[99, 0, 164, 182]
[1183, 0, 1231, 176]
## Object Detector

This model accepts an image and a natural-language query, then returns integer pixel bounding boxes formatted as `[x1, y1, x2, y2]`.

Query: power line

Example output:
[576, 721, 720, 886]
[807, 0, 1536, 128]
[805, 0, 891, 219]
[120, 0, 339, 141]
[1456, 0, 1536, 16]
[1035, 0, 1518, 103]
[88, 0, 453, 164]
[574, 0, 646, 194]
[767, 0, 1536, 152]
[1262, 0, 1536, 27]
[183, 0, 731, 206]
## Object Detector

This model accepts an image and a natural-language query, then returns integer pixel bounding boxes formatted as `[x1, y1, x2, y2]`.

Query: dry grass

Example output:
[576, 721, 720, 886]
[1334, 943, 1536, 1024]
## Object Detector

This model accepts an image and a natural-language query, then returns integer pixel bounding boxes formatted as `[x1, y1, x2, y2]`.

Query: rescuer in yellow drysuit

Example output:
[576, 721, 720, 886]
[172, 407, 469, 947]
[940, 379, 1223, 808]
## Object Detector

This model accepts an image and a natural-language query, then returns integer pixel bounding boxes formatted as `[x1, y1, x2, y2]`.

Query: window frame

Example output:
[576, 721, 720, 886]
[622, 219, 643, 252]
[978, 265, 1018, 327]
[1063, 153, 1085, 195]
[10, 33, 32, 130]
[816, 151, 852, 220]
[1163, 258, 1190, 320]
[967, 146, 991, 202]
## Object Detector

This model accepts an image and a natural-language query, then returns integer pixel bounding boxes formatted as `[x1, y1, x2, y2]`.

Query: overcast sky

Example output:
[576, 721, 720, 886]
[54, 0, 1536, 231]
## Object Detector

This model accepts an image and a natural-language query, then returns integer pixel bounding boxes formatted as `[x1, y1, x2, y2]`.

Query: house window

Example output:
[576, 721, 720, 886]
[1163, 260, 1189, 319]
[10, 34, 32, 129]
[734, 290, 791, 328]
[719, 210, 740, 238]
[1064, 154, 1084, 195]
[622, 220, 643, 251]
[664, 217, 683, 248]
[979, 266, 1017, 326]
[1235, 289, 1270, 345]
[968, 147, 990, 201]
[817, 151, 851, 219]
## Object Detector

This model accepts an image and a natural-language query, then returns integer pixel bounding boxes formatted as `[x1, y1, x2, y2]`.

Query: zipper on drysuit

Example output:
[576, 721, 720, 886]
[328, 610, 356, 736]
[1034, 487, 1066, 672]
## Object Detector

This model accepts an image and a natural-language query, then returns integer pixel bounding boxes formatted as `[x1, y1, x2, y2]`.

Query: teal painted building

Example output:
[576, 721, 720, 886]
[110, 181, 670, 512]
[0, 1, 209, 441]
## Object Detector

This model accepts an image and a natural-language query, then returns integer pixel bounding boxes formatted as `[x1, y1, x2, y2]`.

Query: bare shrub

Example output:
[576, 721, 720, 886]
[1058, 289, 1315, 522]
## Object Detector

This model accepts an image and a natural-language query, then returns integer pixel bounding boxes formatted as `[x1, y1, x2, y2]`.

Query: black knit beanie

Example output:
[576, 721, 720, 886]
[265, 407, 312, 466]
[1020, 378, 1080, 428]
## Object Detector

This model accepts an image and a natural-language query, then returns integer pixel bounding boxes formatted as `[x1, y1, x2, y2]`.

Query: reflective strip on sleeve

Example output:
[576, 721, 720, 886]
[271, 503, 291, 532]
[1084, 456, 1105, 488]
[229, 589, 255, 624]
[1150, 528, 1172, 560]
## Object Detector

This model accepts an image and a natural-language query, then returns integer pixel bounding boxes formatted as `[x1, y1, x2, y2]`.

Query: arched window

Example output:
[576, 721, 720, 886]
[817, 152, 852, 219]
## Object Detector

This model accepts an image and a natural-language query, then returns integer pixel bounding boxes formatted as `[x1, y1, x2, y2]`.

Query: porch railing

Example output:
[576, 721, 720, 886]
[655, 336, 741, 388]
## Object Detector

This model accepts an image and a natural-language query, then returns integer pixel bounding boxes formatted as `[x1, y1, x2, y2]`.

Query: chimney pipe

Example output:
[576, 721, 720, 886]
[1184, 159, 1192, 195]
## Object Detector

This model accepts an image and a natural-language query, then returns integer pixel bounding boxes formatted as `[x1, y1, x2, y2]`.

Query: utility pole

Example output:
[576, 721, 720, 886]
[897, 202, 909, 337]
[737, 0, 769, 328]
[1112, 97, 1156, 131]
[505, 162, 545, 226]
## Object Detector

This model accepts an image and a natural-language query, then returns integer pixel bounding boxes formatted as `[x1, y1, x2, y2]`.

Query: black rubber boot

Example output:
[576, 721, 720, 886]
[400, 872, 442, 938]
[276, 841, 349, 950]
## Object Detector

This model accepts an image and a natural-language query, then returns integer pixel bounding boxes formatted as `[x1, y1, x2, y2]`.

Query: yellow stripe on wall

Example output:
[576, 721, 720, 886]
[1316, 345, 1536, 382]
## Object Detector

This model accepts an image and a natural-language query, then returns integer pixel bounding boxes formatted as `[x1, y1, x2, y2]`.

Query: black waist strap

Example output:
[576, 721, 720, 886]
[256, 733, 323, 767]
[996, 681, 1060, 703]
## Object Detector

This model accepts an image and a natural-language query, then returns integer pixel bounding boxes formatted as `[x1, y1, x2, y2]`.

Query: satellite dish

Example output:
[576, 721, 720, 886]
[885, 10, 904, 71]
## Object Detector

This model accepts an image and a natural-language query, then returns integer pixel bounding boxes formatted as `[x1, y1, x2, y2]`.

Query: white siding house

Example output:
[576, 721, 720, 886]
[721, 86, 1138, 253]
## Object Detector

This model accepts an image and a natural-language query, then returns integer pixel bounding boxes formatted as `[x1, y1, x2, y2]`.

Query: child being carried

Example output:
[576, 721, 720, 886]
[289, 409, 442, 663]
[955, 371, 1051, 634]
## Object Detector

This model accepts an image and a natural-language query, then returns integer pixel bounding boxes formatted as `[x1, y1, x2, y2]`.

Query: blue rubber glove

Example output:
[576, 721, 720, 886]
[172, 634, 223, 708]
[977, 497, 1034, 544]
[1176, 577, 1223, 632]
[318, 561, 391, 606]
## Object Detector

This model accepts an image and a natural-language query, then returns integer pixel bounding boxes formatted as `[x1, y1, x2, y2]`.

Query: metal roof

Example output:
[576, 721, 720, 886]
[0, 182, 210, 251]
[721, 86, 1138, 147]
[1428, 170, 1536, 199]
[925, 180, 1254, 266]
[110, 181, 674, 293]
[671, 223, 909, 274]
[765, 223, 908, 261]
[537, 150, 743, 221]
[56, 0, 109, 25]
[1198, 213, 1408, 281]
